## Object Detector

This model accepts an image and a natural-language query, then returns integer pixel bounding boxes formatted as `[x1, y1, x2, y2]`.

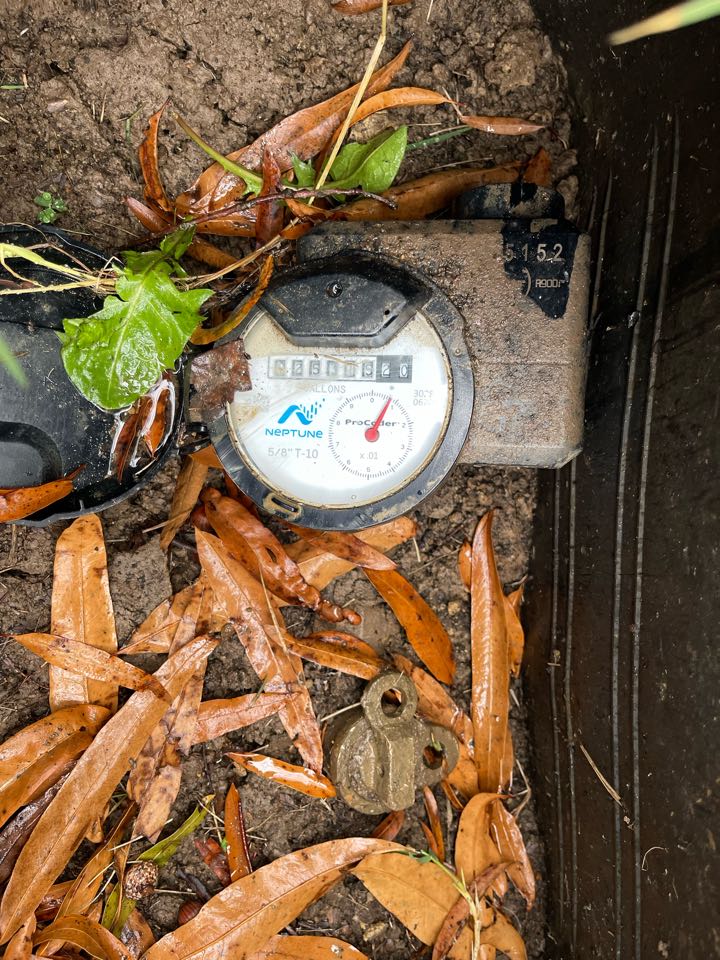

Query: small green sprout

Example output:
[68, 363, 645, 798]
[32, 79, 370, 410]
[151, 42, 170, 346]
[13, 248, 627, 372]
[33, 191, 68, 224]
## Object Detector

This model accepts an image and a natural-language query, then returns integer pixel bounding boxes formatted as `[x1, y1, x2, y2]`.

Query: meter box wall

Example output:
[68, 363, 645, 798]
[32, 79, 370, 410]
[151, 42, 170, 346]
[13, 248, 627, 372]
[207, 184, 591, 530]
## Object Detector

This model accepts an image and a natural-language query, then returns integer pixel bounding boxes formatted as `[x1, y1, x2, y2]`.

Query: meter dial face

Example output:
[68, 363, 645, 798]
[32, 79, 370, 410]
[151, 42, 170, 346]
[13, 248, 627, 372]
[225, 309, 452, 509]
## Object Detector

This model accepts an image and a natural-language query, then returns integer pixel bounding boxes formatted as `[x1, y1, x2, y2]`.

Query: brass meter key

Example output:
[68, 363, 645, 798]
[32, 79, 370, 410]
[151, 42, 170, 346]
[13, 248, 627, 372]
[327, 672, 459, 814]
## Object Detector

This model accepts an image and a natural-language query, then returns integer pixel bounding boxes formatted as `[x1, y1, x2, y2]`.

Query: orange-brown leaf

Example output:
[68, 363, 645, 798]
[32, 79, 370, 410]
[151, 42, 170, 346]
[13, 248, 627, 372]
[122, 578, 220, 656]
[505, 583, 525, 677]
[431, 863, 509, 960]
[490, 799, 536, 908]
[470, 512, 511, 793]
[458, 541, 471, 591]
[14, 634, 169, 702]
[479, 909, 527, 959]
[352, 850, 470, 951]
[120, 909, 156, 959]
[4, 914, 35, 960]
[159, 457, 208, 549]
[249, 935, 370, 959]
[187, 42, 412, 211]
[141, 376, 173, 456]
[286, 524, 396, 571]
[49, 514, 118, 714]
[0, 636, 217, 942]
[138, 100, 173, 213]
[228, 752, 336, 799]
[342, 85, 449, 130]
[370, 809, 405, 841]
[522, 147, 552, 186]
[0, 472, 79, 523]
[453, 792, 504, 895]
[461, 113, 545, 136]
[224, 783, 251, 882]
[332, 0, 412, 11]
[365, 569, 454, 685]
[254, 151, 284, 247]
[34, 914, 133, 960]
[190, 446, 224, 469]
[285, 631, 386, 680]
[34, 882, 74, 924]
[287, 517, 416, 590]
[0, 705, 109, 791]
[196, 531, 323, 772]
[144, 839, 398, 960]
[422, 786, 445, 862]
[190, 256, 274, 346]
[203, 489, 359, 624]
[0, 730, 92, 831]
[193, 693, 290, 744]
[338, 163, 520, 221]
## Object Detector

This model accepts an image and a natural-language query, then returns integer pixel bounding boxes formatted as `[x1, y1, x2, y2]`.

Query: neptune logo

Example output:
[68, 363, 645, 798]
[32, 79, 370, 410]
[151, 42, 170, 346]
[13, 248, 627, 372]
[277, 400, 323, 425]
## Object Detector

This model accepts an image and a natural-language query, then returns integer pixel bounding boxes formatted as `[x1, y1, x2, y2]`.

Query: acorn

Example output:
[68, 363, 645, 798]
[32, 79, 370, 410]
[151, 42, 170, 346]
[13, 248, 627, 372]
[177, 899, 203, 925]
[123, 861, 159, 900]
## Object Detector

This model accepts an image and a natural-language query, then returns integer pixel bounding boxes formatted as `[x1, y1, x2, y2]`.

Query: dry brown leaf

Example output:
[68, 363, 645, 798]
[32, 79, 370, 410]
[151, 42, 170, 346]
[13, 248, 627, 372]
[203, 489, 359, 624]
[522, 147, 552, 186]
[144, 838, 397, 960]
[0, 472, 80, 524]
[193, 693, 290, 744]
[122, 579, 221, 656]
[352, 850, 470, 952]
[120, 909, 156, 959]
[432, 864, 509, 960]
[285, 631, 386, 681]
[49, 515, 118, 714]
[0, 635, 217, 942]
[196, 531, 323, 772]
[34, 915, 133, 960]
[332, 0, 411, 13]
[34, 882, 73, 924]
[489, 800, 535, 908]
[228, 753, 336, 799]
[461, 114, 545, 136]
[4, 914, 35, 960]
[505, 584, 525, 678]
[286, 517, 416, 590]
[190, 256, 274, 346]
[224, 784, 251, 883]
[285, 525, 396, 571]
[341, 85, 449, 130]
[0, 731, 92, 831]
[189, 446, 224, 469]
[338, 163, 521, 221]
[370, 809, 405, 841]
[422, 786, 445, 862]
[458, 541, 471, 591]
[138, 100, 173, 213]
[454, 793, 505, 898]
[130, 579, 212, 841]
[183, 42, 412, 212]
[159, 458, 208, 550]
[248, 935, 369, 959]
[14, 634, 169, 702]
[365, 568, 455, 684]
[0, 779, 68, 886]
[478, 910, 527, 959]
[0, 705, 109, 792]
[470, 512, 511, 793]
[254, 151, 284, 246]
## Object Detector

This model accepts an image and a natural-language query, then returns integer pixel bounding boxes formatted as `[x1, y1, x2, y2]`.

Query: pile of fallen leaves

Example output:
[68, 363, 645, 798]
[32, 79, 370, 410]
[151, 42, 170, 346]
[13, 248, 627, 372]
[0, 461, 534, 960]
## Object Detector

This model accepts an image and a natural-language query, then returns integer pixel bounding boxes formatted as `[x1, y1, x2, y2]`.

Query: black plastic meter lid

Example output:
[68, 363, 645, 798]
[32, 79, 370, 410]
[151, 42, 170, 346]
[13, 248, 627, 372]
[0, 225, 182, 525]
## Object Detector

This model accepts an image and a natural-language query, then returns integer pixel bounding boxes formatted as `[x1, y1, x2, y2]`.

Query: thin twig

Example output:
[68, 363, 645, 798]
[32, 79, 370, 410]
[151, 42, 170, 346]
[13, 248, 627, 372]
[579, 742, 622, 805]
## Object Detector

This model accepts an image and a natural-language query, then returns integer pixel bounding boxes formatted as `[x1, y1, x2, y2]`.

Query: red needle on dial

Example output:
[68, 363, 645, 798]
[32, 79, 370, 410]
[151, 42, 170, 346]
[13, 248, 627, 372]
[364, 397, 392, 443]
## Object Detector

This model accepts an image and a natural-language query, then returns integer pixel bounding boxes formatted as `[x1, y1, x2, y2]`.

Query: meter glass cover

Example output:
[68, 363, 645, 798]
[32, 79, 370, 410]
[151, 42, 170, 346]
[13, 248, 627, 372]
[226, 308, 452, 509]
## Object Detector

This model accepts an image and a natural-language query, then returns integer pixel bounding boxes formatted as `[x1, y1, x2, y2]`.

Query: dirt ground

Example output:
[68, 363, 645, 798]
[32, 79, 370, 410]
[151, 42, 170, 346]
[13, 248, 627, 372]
[0, 0, 576, 955]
